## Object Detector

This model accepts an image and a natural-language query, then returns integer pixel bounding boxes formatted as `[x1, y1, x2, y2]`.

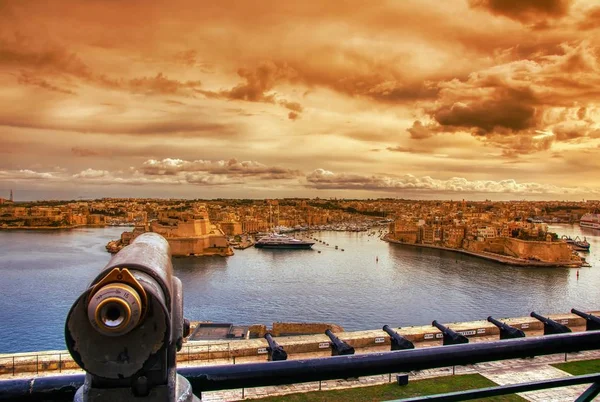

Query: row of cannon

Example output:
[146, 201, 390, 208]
[263, 309, 600, 361]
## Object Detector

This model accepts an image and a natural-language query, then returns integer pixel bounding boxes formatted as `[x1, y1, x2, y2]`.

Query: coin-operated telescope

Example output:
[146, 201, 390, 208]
[65, 233, 197, 402]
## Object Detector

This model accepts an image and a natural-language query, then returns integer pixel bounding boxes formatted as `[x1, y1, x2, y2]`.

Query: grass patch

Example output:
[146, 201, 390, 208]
[553, 358, 600, 376]
[251, 373, 526, 401]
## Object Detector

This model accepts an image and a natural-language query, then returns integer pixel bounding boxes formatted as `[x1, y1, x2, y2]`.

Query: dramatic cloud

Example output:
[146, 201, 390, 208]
[412, 41, 600, 154]
[433, 87, 538, 135]
[469, 0, 573, 23]
[0, 0, 599, 199]
[198, 61, 303, 118]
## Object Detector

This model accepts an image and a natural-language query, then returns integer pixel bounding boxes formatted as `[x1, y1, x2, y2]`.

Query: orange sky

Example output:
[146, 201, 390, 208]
[1, 0, 599, 200]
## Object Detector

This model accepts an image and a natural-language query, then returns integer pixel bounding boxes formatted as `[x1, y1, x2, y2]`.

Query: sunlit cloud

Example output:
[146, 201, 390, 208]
[0, 0, 598, 199]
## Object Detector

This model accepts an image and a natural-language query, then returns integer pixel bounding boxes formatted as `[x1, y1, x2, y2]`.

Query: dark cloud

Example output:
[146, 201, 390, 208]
[469, 0, 573, 23]
[199, 61, 303, 118]
[218, 61, 297, 102]
[297, 61, 441, 104]
[432, 87, 538, 135]
[411, 42, 600, 155]
[1, 34, 203, 97]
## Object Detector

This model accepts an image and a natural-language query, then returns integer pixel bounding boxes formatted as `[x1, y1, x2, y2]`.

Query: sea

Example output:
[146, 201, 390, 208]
[0, 224, 598, 353]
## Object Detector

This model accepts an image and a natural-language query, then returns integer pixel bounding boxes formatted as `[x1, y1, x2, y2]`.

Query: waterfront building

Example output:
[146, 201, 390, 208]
[442, 225, 466, 248]
[476, 226, 497, 241]
[220, 221, 243, 236]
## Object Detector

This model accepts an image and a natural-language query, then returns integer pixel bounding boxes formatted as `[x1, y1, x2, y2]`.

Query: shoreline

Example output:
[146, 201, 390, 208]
[0, 224, 132, 231]
[382, 236, 583, 268]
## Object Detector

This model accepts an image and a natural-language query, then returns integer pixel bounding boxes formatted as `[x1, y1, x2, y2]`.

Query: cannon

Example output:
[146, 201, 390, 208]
[530, 312, 572, 335]
[64, 233, 197, 402]
[264, 333, 288, 361]
[487, 316, 526, 340]
[571, 309, 600, 331]
[382, 325, 414, 351]
[432, 320, 469, 346]
[325, 329, 355, 356]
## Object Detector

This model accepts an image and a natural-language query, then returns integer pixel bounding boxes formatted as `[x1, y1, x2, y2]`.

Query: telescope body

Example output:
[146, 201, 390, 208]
[65, 233, 197, 402]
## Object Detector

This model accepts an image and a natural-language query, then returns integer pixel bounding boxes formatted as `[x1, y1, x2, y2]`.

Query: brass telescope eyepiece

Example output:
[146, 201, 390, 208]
[86, 267, 147, 337]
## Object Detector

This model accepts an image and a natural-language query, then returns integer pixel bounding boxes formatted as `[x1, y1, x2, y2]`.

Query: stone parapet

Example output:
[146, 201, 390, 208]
[1, 311, 596, 377]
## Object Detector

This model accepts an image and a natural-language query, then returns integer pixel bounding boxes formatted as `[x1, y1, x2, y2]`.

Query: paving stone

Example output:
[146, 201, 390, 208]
[479, 364, 589, 402]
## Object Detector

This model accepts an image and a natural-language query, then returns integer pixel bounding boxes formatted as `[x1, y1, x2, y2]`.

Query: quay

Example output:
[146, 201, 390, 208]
[383, 236, 585, 268]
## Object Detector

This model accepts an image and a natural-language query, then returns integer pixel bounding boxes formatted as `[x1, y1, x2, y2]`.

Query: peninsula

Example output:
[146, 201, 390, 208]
[385, 203, 585, 267]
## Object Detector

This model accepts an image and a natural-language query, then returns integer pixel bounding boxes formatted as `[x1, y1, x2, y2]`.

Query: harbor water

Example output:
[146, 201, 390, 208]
[0, 224, 598, 353]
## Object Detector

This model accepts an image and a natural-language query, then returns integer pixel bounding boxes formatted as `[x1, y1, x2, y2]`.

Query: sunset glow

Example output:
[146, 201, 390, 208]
[1, 0, 599, 200]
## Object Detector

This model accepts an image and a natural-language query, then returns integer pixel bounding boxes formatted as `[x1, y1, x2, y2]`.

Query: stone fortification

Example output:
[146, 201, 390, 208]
[106, 206, 233, 256]
[3, 311, 596, 377]
[464, 237, 575, 263]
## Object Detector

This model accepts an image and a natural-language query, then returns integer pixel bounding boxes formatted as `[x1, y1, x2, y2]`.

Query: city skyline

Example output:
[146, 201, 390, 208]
[1, 0, 599, 200]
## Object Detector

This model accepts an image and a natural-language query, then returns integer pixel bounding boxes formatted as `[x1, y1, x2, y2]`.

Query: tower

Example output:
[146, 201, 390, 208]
[9, 189, 13, 202]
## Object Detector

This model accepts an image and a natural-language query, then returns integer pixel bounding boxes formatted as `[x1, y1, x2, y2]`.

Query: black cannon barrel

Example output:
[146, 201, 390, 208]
[181, 330, 600, 392]
[325, 329, 355, 356]
[530, 312, 572, 335]
[6, 331, 600, 399]
[487, 316, 526, 340]
[432, 320, 469, 346]
[264, 333, 288, 361]
[571, 309, 600, 331]
[382, 325, 414, 351]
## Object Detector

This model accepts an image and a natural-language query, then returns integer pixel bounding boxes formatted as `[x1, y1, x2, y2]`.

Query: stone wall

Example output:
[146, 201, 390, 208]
[272, 322, 344, 336]
[464, 237, 574, 263]
[168, 236, 231, 256]
[505, 238, 572, 262]
[392, 231, 418, 244]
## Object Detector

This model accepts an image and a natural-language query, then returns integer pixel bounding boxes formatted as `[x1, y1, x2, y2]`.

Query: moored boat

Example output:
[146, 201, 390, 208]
[254, 233, 315, 249]
[561, 235, 590, 252]
[580, 212, 600, 229]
